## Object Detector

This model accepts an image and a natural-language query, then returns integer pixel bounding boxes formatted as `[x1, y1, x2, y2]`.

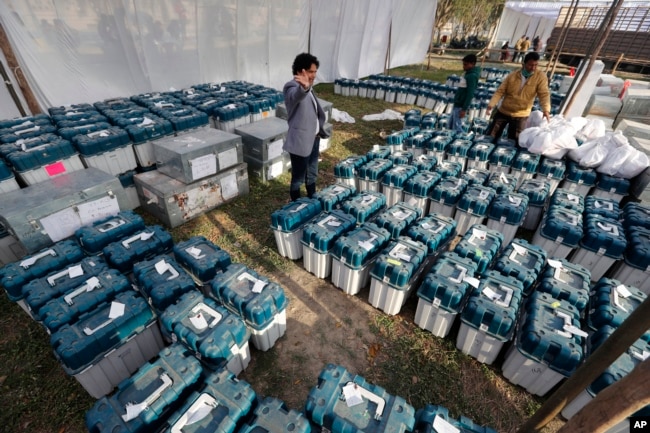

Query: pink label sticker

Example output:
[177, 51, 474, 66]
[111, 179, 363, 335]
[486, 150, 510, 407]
[45, 161, 66, 176]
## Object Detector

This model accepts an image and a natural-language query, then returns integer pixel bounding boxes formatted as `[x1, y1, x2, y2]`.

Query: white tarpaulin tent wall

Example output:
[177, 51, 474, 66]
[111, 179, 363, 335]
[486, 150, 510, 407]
[0, 0, 436, 116]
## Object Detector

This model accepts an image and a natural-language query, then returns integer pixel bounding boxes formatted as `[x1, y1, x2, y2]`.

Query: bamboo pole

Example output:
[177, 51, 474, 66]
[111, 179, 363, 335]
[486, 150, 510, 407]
[0, 21, 40, 114]
[612, 52, 625, 74]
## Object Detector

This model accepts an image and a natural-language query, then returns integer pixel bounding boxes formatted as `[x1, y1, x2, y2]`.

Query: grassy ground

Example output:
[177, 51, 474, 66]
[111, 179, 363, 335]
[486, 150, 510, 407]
[0, 59, 566, 433]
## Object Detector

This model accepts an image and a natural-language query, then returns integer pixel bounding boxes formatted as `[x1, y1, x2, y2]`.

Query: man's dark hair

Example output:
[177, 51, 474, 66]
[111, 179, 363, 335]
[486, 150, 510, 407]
[292, 53, 319, 75]
[524, 51, 540, 63]
[463, 54, 477, 64]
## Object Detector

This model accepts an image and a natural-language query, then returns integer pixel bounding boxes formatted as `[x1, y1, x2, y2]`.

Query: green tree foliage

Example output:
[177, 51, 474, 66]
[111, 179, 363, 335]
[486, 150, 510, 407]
[451, 0, 505, 37]
[434, 0, 454, 43]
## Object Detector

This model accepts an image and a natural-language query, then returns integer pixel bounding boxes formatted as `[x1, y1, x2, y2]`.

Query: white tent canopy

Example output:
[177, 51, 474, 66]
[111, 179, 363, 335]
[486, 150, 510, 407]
[0, 0, 436, 116]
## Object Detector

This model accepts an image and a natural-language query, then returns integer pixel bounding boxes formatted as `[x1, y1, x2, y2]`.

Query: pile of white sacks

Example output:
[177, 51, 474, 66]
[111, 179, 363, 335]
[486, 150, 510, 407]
[519, 114, 649, 180]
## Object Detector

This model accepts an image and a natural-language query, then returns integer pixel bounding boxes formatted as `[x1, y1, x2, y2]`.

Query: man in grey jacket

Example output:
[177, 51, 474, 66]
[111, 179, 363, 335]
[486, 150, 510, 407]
[283, 52, 329, 201]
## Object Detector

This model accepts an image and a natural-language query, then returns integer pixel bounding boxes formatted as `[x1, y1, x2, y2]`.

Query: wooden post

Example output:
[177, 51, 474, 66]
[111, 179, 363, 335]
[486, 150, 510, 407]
[517, 295, 650, 432]
[557, 358, 650, 433]
[612, 52, 625, 74]
[0, 22, 41, 114]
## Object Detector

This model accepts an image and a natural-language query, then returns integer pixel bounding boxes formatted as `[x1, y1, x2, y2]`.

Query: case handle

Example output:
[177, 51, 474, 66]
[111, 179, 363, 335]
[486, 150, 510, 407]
[20, 249, 56, 269]
[155, 259, 180, 280]
[64, 277, 101, 305]
[122, 372, 174, 422]
[342, 381, 386, 420]
[97, 218, 126, 233]
[121, 231, 154, 248]
[170, 393, 218, 432]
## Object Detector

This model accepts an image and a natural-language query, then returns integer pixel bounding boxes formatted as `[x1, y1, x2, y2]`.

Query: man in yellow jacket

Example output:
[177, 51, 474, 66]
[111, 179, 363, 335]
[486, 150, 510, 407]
[486, 52, 550, 144]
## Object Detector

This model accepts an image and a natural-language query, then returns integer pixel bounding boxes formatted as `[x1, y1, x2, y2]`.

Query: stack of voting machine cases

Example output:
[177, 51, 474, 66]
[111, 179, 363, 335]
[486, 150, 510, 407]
[134, 127, 249, 228]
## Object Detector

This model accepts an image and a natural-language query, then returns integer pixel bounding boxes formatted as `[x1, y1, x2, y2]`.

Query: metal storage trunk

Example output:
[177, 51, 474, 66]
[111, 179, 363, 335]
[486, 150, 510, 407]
[382, 165, 418, 207]
[133, 256, 196, 312]
[0, 159, 19, 193]
[454, 185, 496, 237]
[536, 258, 591, 313]
[415, 252, 478, 337]
[22, 256, 109, 319]
[245, 151, 291, 182]
[412, 154, 438, 172]
[610, 225, 650, 294]
[209, 263, 288, 352]
[102, 225, 174, 273]
[591, 173, 630, 203]
[159, 292, 251, 373]
[502, 292, 584, 396]
[453, 224, 504, 274]
[456, 271, 524, 364]
[270, 198, 322, 260]
[368, 237, 428, 315]
[549, 188, 585, 212]
[532, 207, 583, 259]
[584, 196, 620, 220]
[50, 290, 165, 398]
[373, 202, 422, 240]
[5, 139, 85, 185]
[239, 397, 311, 433]
[173, 236, 232, 287]
[488, 145, 516, 174]
[461, 168, 490, 186]
[572, 215, 626, 281]
[467, 142, 494, 170]
[510, 150, 540, 187]
[366, 145, 391, 161]
[587, 278, 648, 335]
[85, 343, 203, 433]
[134, 164, 249, 229]
[313, 183, 356, 212]
[305, 363, 415, 433]
[160, 367, 256, 433]
[301, 210, 357, 279]
[357, 159, 393, 193]
[0, 228, 26, 267]
[485, 192, 529, 246]
[0, 239, 84, 308]
[153, 128, 243, 184]
[428, 177, 467, 218]
[518, 179, 551, 230]
[492, 238, 547, 296]
[0, 167, 129, 254]
[117, 170, 140, 211]
[413, 404, 498, 433]
[560, 161, 597, 196]
[330, 223, 391, 295]
[74, 210, 145, 255]
[38, 269, 131, 333]
[403, 171, 440, 215]
[235, 117, 288, 162]
[435, 160, 462, 179]
[340, 191, 386, 225]
[334, 155, 367, 188]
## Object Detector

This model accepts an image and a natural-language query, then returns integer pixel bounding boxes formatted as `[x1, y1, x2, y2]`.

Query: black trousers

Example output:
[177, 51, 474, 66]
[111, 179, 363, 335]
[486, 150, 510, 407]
[487, 109, 528, 144]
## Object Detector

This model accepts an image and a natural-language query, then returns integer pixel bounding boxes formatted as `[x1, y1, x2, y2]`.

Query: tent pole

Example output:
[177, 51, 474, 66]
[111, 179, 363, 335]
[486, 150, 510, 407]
[0, 21, 40, 114]
[385, 23, 391, 75]
[549, 0, 580, 78]
[562, 0, 625, 115]
[0, 56, 25, 116]
[546, 0, 577, 73]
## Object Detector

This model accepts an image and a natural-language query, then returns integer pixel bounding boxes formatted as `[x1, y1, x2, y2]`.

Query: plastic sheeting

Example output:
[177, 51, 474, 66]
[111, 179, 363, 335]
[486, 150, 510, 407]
[0, 0, 436, 114]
